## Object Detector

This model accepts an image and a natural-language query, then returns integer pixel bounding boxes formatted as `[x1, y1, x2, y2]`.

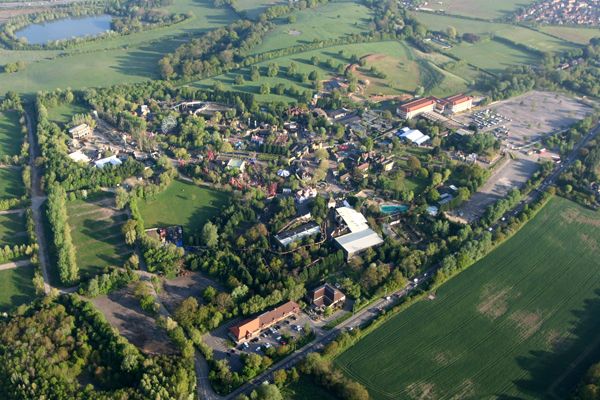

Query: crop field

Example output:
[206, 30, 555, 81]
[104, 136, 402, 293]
[540, 26, 600, 45]
[138, 179, 228, 242]
[249, 1, 372, 55]
[0, 110, 22, 157]
[336, 197, 600, 400]
[0, 264, 35, 312]
[0, 0, 237, 96]
[0, 167, 24, 199]
[67, 193, 132, 280]
[195, 40, 474, 102]
[417, 0, 534, 20]
[0, 212, 28, 247]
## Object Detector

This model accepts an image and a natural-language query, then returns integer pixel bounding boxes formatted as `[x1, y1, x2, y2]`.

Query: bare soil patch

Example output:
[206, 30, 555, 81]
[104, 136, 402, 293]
[159, 271, 222, 313]
[406, 382, 437, 400]
[288, 29, 301, 36]
[510, 310, 543, 340]
[433, 351, 456, 367]
[477, 285, 514, 320]
[92, 285, 176, 355]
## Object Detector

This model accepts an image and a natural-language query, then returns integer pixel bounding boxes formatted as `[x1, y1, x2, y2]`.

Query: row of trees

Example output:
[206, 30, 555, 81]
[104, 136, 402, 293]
[46, 185, 79, 285]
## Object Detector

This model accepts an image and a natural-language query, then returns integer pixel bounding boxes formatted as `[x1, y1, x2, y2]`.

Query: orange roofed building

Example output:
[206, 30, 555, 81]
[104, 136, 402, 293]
[437, 94, 473, 114]
[397, 97, 437, 119]
[229, 301, 300, 343]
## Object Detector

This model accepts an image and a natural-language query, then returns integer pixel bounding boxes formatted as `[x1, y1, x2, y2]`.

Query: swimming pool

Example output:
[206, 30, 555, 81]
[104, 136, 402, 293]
[380, 204, 408, 214]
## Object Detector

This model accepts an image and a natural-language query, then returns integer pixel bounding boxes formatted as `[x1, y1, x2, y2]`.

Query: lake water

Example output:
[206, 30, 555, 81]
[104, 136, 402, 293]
[15, 14, 112, 45]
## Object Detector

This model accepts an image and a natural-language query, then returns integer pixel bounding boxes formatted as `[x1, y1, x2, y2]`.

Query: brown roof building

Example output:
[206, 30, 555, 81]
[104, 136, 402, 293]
[437, 94, 473, 114]
[309, 284, 346, 308]
[229, 301, 300, 343]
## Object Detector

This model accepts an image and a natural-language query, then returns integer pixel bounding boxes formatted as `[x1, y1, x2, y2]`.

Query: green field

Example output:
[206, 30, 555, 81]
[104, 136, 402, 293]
[249, 1, 372, 55]
[284, 375, 340, 400]
[47, 102, 89, 125]
[540, 26, 600, 45]
[414, 12, 574, 51]
[0, 167, 24, 199]
[138, 179, 228, 241]
[336, 197, 600, 400]
[0, 0, 236, 96]
[0, 212, 28, 247]
[0, 264, 36, 312]
[234, 0, 284, 20]
[67, 193, 132, 280]
[194, 40, 476, 102]
[0, 111, 22, 157]
[420, 0, 534, 20]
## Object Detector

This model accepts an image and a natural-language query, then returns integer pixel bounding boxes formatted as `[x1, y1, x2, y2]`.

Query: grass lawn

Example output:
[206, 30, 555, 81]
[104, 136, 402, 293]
[421, 0, 535, 20]
[284, 375, 340, 400]
[194, 40, 474, 102]
[67, 193, 132, 281]
[335, 197, 600, 400]
[0, 0, 237, 97]
[0, 167, 24, 199]
[234, 0, 284, 20]
[47, 101, 89, 126]
[138, 179, 228, 243]
[540, 26, 600, 45]
[250, 1, 372, 55]
[0, 212, 28, 247]
[0, 111, 23, 158]
[0, 264, 36, 312]
[451, 38, 538, 74]
[413, 12, 574, 54]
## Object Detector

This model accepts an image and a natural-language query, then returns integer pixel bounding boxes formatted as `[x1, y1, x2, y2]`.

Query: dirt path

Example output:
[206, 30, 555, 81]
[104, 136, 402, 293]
[25, 109, 51, 294]
[0, 208, 25, 215]
[0, 259, 30, 271]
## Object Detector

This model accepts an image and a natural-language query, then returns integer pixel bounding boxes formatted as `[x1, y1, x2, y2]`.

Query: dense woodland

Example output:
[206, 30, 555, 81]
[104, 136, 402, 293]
[0, 296, 195, 399]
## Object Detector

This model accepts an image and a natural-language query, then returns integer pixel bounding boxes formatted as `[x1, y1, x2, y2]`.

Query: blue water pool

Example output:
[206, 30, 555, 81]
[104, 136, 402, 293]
[380, 204, 408, 214]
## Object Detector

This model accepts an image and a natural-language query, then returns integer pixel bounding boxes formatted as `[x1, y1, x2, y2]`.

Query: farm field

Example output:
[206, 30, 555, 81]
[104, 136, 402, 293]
[0, 167, 24, 199]
[417, 0, 534, 20]
[0, 110, 22, 157]
[138, 179, 228, 243]
[0, 264, 35, 312]
[194, 40, 475, 102]
[540, 26, 600, 45]
[67, 193, 132, 280]
[0, 212, 28, 247]
[335, 197, 600, 400]
[249, 1, 372, 55]
[0, 0, 237, 96]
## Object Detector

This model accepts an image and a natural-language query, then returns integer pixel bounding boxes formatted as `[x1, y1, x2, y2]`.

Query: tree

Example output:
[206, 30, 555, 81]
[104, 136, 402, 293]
[259, 84, 271, 95]
[201, 222, 219, 248]
[446, 25, 457, 39]
[254, 384, 283, 400]
[115, 187, 129, 209]
[122, 220, 138, 246]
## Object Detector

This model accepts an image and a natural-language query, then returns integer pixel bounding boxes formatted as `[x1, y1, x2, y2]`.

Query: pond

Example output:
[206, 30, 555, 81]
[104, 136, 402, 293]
[380, 204, 409, 214]
[15, 14, 112, 45]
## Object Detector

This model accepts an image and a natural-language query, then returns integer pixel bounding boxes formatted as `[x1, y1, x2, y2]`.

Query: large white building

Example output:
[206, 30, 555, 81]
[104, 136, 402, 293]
[397, 127, 430, 146]
[334, 207, 383, 259]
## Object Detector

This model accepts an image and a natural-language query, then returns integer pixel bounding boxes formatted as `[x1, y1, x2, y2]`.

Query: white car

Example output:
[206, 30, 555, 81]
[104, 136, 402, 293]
[255, 346, 262, 352]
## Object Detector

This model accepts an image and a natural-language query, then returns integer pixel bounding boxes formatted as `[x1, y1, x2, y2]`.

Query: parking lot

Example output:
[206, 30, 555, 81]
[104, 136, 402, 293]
[203, 311, 316, 371]
[448, 91, 594, 223]
[456, 90, 594, 151]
